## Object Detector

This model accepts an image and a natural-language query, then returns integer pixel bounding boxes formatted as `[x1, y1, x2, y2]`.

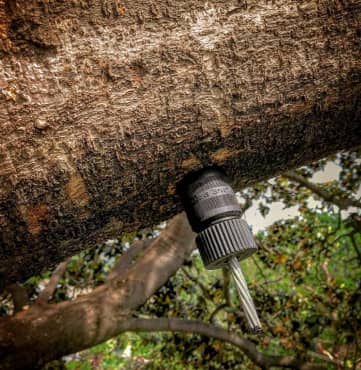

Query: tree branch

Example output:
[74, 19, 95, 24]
[181, 266, 213, 302]
[1, 0, 361, 287]
[209, 303, 228, 323]
[349, 233, 361, 266]
[222, 268, 231, 306]
[106, 239, 153, 282]
[0, 213, 196, 370]
[5, 284, 29, 314]
[117, 318, 326, 370]
[36, 260, 69, 304]
[284, 171, 361, 210]
[320, 258, 334, 287]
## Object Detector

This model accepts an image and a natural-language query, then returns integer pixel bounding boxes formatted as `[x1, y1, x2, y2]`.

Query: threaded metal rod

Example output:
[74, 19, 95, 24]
[229, 257, 262, 334]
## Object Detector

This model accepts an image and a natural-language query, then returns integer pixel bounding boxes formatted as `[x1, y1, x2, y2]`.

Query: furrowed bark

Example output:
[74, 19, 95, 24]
[0, 0, 361, 285]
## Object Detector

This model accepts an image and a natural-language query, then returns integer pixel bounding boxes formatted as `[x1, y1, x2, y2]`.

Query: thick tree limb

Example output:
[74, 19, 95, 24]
[117, 318, 326, 370]
[36, 260, 69, 304]
[0, 213, 196, 370]
[284, 171, 361, 209]
[0, 0, 361, 286]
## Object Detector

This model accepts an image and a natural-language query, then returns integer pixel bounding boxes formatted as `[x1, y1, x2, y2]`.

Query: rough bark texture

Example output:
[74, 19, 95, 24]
[0, 0, 360, 286]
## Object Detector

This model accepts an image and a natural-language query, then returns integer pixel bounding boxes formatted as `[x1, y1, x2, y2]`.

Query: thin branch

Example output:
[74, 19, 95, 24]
[352, 327, 359, 370]
[330, 231, 361, 266]
[320, 258, 333, 286]
[181, 267, 213, 302]
[307, 350, 342, 366]
[284, 171, 361, 210]
[263, 275, 286, 286]
[252, 256, 269, 284]
[209, 303, 228, 323]
[5, 283, 29, 313]
[36, 260, 69, 304]
[106, 239, 153, 282]
[222, 268, 231, 306]
[117, 318, 327, 370]
[349, 233, 361, 266]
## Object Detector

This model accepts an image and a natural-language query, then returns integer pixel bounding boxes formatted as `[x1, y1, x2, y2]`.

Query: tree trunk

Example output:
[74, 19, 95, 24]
[0, 0, 360, 286]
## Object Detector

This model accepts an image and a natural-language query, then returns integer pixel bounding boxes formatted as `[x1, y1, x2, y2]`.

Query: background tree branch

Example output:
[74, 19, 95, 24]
[5, 283, 28, 314]
[284, 171, 361, 209]
[36, 260, 69, 304]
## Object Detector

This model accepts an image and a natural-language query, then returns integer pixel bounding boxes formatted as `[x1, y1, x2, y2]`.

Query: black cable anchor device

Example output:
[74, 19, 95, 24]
[178, 167, 262, 334]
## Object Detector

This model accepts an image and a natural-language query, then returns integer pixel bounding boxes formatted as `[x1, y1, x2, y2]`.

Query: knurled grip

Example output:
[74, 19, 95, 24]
[177, 167, 258, 269]
[196, 218, 257, 269]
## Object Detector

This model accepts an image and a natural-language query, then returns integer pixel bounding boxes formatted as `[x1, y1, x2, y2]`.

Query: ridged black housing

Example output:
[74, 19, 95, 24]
[196, 218, 257, 269]
[178, 168, 257, 269]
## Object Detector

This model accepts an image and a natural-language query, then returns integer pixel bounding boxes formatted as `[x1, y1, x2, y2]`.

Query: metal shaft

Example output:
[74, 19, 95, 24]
[229, 257, 262, 334]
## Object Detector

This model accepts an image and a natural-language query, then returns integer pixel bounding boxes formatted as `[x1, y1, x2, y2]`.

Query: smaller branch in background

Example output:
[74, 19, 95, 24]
[349, 233, 361, 266]
[349, 214, 361, 234]
[181, 267, 213, 302]
[36, 260, 69, 304]
[257, 239, 273, 255]
[320, 258, 334, 287]
[331, 231, 361, 266]
[251, 256, 269, 285]
[222, 268, 231, 306]
[284, 171, 361, 210]
[106, 239, 153, 282]
[352, 327, 360, 370]
[209, 303, 228, 324]
[263, 275, 286, 286]
[307, 350, 342, 367]
[5, 283, 29, 313]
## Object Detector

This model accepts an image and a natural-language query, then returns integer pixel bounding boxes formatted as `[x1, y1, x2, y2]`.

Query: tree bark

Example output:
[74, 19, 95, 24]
[0, 0, 360, 286]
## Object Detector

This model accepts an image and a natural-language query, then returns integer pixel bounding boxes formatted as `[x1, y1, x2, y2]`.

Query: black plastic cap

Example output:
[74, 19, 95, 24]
[196, 218, 257, 269]
[177, 167, 258, 270]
